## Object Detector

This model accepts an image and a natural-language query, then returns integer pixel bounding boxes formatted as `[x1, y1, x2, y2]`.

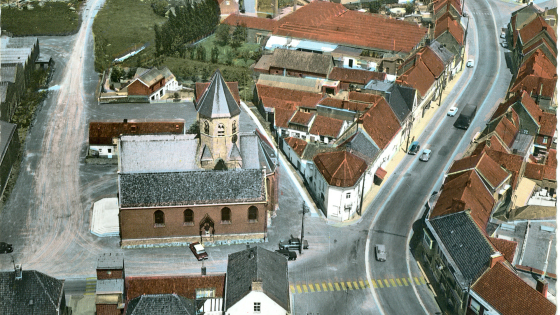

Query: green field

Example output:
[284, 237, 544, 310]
[1, 1, 82, 36]
[92, 0, 167, 72]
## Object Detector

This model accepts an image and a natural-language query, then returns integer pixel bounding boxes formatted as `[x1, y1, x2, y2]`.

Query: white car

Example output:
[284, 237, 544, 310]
[447, 106, 458, 116]
[466, 59, 474, 68]
[375, 244, 387, 262]
[500, 41, 508, 48]
[419, 149, 432, 162]
[500, 32, 506, 38]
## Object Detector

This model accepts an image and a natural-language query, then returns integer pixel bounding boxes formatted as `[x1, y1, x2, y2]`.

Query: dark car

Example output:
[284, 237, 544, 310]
[275, 249, 297, 261]
[408, 141, 420, 155]
[0, 242, 13, 254]
[189, 242, 208, 261]
[279, 235, 309, 251]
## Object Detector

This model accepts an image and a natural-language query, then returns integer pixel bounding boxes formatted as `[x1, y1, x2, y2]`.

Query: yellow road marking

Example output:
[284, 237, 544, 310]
[353, 281, 359, 290]
[308, 284, 315, 292]
[384, 279, 390, 287]
[359, 280, 365, 289]
[315, 284, 321, 292]
[371, 280, 378, 288]
[340, 282, 346, 290]
[409, 278, 414, 285]
[328, 283, 334, 291]
[396, 278, 402, 286]
[334, 282, 341, 291]
[414, 277, 420, 285]
[389, 279, 396, 287]
[303, 284, 308, 293]
[323, 283, 328, 291]
[346, 282, 353, 290]
[402, 278, 409, 286]
[290, 285, 296, 293]
[377, 280, 384, 288]
[86, 277, 97, 281]
[297, 285, 302, 293]
[420, 277, 426, 284]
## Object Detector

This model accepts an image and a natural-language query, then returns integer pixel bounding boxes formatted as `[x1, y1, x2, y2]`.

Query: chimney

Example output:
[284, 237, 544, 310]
[123, 119, 128, 124]
[15, 264, 22, 280]
[251, 280, 263, 292]
[201, 267, 206, 276]
[451, 198, 466, 212]
[536, 278, 549, 297]
[489, 252, 505, 268]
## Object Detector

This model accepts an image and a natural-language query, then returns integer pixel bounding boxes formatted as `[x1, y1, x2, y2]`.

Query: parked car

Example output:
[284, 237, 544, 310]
[466, 59, 474, 68]
[501, 41, 508, 48]
[279, 235, 309, 251]
[500, 32, 506, 38]
[0, 242, 13, 254]
[447, 106, 458, 116]
[375, 244, 387, 262]
[189, 242, 208, 261]
[419, 149, 432, 162]
[408, 141, 420, 155]
[275, 249, 297, 261]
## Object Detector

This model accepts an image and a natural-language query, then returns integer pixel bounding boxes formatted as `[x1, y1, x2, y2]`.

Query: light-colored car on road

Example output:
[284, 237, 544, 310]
[466, 59, 474, 68]
[419, 149, 432, 162]
[375, 244, 387, 262]
[500, 41, 508, 48]
[447, 106, 458, 116]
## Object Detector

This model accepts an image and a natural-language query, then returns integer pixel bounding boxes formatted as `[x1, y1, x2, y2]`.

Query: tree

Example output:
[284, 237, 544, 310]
[368, 0, 383, 13]
[151, 0, 168, 17]
[186, 120, 199, 137]
[196, 45, 207, 61]
[404, 1, 415, 14]
[111, 66, 124, 82]
[224, 47, 236, 66]
[215, 24, 230, 46]
[211, 46, 219, 63]
[231, 23, 247, 48]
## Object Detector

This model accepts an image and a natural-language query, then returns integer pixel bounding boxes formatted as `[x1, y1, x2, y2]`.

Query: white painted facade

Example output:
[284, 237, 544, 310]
[226, 291, 290, 315]
[148, 77, 180, 102]
[90, 144, 116, 158]
[198, 297, 224, 315]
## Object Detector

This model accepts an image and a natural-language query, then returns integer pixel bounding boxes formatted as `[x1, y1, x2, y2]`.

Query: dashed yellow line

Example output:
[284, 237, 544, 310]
[402, 278, 409, 286]
[289, 276, 427, 294]
[359, 280, 365, 289]
[396, 278, 402, 286]
[334, 282, 340, 291]
[346, 282, 353, 290]
[296, 285, 302, 293]
[419, 277, 426, 284]
[328, 283, 334, 291]
[377, 280, 384, 288]
[340, 282, 346, 290]
[308, 284, 315, 292]
[414, 277, 420, 285]
[290, 285, 296, 293]
[372, 280, 378, 288]
[315, 284, 321, 292]
[353, 281, 359, 290]
[302, 284, 308, 293]
[383, 279, 390, 287]
[323, 282, 328, 291]
[389, 279, 396, 287]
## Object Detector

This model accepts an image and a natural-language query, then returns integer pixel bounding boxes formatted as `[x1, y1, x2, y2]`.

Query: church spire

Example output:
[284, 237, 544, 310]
[197, 69, 240, 119]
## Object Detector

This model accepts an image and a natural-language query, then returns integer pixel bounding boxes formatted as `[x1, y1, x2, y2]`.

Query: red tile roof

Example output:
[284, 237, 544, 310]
[524, 162, 545, 180]
[261, 96, 298, 111]
[89, 120, 184, 145]
[448, 152, 510, 189]
[314, 150, 367, 187]
[284, 137, 308, 157]
[518, 16, 557, 47]
[538, 112, 556, 137]
[433, 0, 462, 16]
[472, 135, 510, 156]
[273, 1, 427, 53]
[196, 82, 240, 104]
[522, 38, 557, 59]
[510, 50, 557, 98]
[309, 115, 344, 138]
[485, 150, 524, 189]
[222, 14, 276, 31]
[402, 46, 445, 78]
[472, 261, 556, 315]
[318, 98, 371, 112]
[289, 111, 314, 126]
[256, 84, 323, 110]
[359, 94, 401, 149]
[489, 91, 527, 122]
[488, 237, 518, 264]
[125, 274, 226, 302]
[396, 58, 436, 97]
[274, 108, 296, 129]
[493, 113, 519, 148]
[328, 67, 386, 84]
[348, 91, 384, 103]
[434, 14, 464, 45]
[431, 170, 495, 231]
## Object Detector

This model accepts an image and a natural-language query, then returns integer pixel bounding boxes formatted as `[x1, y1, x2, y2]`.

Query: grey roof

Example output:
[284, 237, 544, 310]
[200, 144, 213, 161]
[1, 36, 37, 49]
[229, 143, 242, 160]
[511, 133, 534, 156]
[0, 65, 17, 83]
[137, 68, 165, 86]
[429, 211, 495, 287]
[340, 129, 380, 164]
[300, 142, 340, 161]
[126, 294, 195, 315]
[119, 134, 200, 173]
[97, 279, 124, 294]
[434, 32, 462, 57]
[239, 133, 261, 169]
[385, 84, 411, 124]
[226, 247, 290, 312]
[364, 79, 392, 92]
[394, 84, 416, 112]
[270, 49, 333, 76]
[197, 70, 240, 119]
[429, 41, 454, 65]
[0, 121, 17, 160]
[0, 48, 32, 65]
[97, 252, 124, 269]
[0, 269, 64, 315]
[36, 54, 52, 63]
[331, 46, 363, 57]
[0, 85, 7, 103]
[119, 169, 265, 208]
[257, 74, 323, 93]
[256, 133, 278, 174]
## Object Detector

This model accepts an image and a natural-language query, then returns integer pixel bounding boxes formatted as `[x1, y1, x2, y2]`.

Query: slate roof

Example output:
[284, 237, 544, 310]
[488, 237, 517, 264]
[432, 170, 495, 231]
[97, 252, 124, 269]
[268, 49, 333, 76]
[0, 85, 7, 103]
[222, 14, 276, 31]
[126, 274, 226, 301]
[385, 84, 412, 123]
[337, 128, 380, 164]
[273, 1, 428, 53]
[239, 133, 261, 169]
[89, 120, 185, 145]
[328, 67, 386, 84]
[197, 70, 241, 118]
[255, 130, 278, 174]
[118, 169, 265, 208]
[195, 82, 240, 105]
[0, 269, 65, 315]
[0, 65, 17, 83]
[429, 211, 495, 286]
[126, 294, 195, 315]
[309, 115, 344, 138]
[314, 151, 367, 187]
[134, 67, 167, 87]
[359, 94, 402, 149]
[429, 40, 454, 66]
[226, 247, 290, 312]
[284, 137, 308, 157]
[0, 121, 17, 161]
[447, 152, 510, 190]
[300, 142, 340, 161]
[119, 135, 200, 173]
[472, 261, 556, 315]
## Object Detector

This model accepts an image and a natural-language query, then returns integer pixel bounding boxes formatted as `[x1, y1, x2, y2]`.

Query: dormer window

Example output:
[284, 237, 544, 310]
[218, 123, 225, 136]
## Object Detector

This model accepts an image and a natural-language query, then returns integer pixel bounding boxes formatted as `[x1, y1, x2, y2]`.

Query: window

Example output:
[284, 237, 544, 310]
[184, 209, 194, 226]
[108, 149, 112, 153]
[218, 123, 225, 136]
[154, 210, 165, 227]
[232, 120, 237, 134]
[196, 288, 216, 299]
[346, 192, 351, 199]
[248, 206, 258, 222]
[543, 136, 548, 144]
[254, 302, 261, 312]
[221, 207, 231, 223]
[204, 121, 210, 134]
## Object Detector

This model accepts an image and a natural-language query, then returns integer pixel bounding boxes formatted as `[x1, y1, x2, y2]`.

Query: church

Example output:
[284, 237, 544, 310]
[117, 70, 278, 248]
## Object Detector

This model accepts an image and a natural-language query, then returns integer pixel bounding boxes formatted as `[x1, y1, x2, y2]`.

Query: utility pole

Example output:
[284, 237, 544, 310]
[300, 201, 308, 254]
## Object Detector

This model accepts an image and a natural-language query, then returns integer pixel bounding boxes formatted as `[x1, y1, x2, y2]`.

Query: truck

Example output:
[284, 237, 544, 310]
[279, 235, 309, 251]
[454, 104, 477, 130]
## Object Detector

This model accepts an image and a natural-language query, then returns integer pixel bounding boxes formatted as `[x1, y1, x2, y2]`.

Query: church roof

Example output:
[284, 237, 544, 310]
[197, 70, 241, 119]
[229, 143, 242, 160]
[200, 144, 213, 161]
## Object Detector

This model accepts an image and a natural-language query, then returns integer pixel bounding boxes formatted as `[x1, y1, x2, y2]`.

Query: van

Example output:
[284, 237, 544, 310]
[454, 105, 477, 130]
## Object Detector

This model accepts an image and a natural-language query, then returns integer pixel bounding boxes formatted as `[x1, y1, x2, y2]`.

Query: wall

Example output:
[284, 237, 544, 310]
[268, 66, 328, 79]
[324, 179, 364, 221]
[0, 125, 19, 196]
[127, 80, 149, 96]
[97, 268, 124, 280]
[226, 291, 288, 315]
[90, 145, 116, 158]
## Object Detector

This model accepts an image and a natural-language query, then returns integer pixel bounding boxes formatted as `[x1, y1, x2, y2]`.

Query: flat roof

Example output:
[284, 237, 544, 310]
[96, 279, 125, 294]
[97, 252, 124, 269]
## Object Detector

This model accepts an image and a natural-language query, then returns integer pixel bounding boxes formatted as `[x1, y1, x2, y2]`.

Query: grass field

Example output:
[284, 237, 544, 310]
[1, 1, 82, 36]
[92, 0, 167, 72]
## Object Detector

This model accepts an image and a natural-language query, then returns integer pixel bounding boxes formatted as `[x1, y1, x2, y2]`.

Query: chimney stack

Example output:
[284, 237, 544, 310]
[201, 267, 206, 276]
[251, 280, 263, 292]
[15, 264, 22, 280]
[536, 278, 549, 297]
[123, 119, 128, 124]
[489, 252, 505, 268]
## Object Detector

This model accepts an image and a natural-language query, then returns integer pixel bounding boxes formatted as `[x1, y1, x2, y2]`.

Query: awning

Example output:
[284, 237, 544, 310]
[375, 167, 387, 179]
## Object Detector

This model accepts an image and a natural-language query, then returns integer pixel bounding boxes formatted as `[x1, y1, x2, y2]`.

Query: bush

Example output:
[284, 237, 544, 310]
[215, 24, 230, 46]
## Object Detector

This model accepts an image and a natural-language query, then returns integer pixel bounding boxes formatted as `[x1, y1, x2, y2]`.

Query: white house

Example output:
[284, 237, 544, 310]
[225, 247, 290, 315]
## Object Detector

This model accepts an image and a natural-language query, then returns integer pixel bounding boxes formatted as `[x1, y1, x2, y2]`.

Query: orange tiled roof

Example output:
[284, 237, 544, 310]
[432, 0, 462, 16]
[431, 170, 495, 231]
[125, 274, 226, 302]
[489, 91, 527, 122]
[402, 46, 445, 78]
[319, 97, 370, 112]
[510, 50, 557, 98]
[493, 112, 519, 148]
[274, 108, 296, 129]
[222, 14, 276, 31]
[472, 135, 510, 156]
[518, 16, 557, 46]
[89, 120, 184, 145]
[448, 152, 510, 189]
[488, 237, 518, 264]
[485, 150, 524, 189]
[434, 14, 464, 45]
[472, 261, 556, 315]
[524, 162, 545, 180]
[284, 137, 308, 157]
[256, 84, 323, 109]
[522, 38, 557, 59]
[289, 111, 314, 125]
[538, 112, 556, 137]
[328, 67, 386, 84]
[273, 1, 427, 53]
[348, 91, 384, 103]
[396, 58, 436, 97]
[359, 93, 401, 150]
[196, 82, 240, 104]
[309, 115, 344, 138]
[314, 150, 367, 187]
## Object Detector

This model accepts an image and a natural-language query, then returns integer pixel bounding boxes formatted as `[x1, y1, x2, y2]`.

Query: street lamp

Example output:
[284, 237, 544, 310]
[300, 202, 309, 254]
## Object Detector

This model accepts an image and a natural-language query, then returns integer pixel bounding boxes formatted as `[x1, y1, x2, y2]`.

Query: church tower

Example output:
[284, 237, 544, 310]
[197, 70, 241, 170]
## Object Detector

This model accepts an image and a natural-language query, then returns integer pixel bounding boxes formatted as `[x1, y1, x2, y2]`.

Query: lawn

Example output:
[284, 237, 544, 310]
[92, 0, 167, 72]
[1, 1, 82, 36]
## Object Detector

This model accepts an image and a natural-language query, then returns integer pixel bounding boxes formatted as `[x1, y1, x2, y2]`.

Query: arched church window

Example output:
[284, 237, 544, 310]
[221, 207, 231, 223]
[204, 121, 209, 134]
[248, 206, 258, 222]
[218, 123, 225, 136]
[232, 120, 237, 134]
[154, 210, 165, 227]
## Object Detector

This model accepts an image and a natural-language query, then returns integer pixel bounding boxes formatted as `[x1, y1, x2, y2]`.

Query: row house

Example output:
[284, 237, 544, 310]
[431, 0, 463, 22]
[254, 48, 334, 79]
[510, 14, 556, 73]
[124, 67, 179, 102]
[276, 110, 350, 144]
[327, 67, 386, 91]
[433, 12, 465, 71]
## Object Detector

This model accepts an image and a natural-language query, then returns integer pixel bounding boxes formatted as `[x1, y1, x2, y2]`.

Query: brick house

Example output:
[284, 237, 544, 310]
[511, 15, 557, 72]
[327, 67, 386, 91]
[124, 67, 178, 102]
[253, 83, 323, 124]
[432, 0, 463, 21]
[433, 13, 465, 68]
[254, 49, 334, 79]
[95, 253, 125, 315]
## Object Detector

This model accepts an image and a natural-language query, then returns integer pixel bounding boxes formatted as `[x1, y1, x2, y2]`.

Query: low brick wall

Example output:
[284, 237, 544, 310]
[121, 233, 267, 248]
